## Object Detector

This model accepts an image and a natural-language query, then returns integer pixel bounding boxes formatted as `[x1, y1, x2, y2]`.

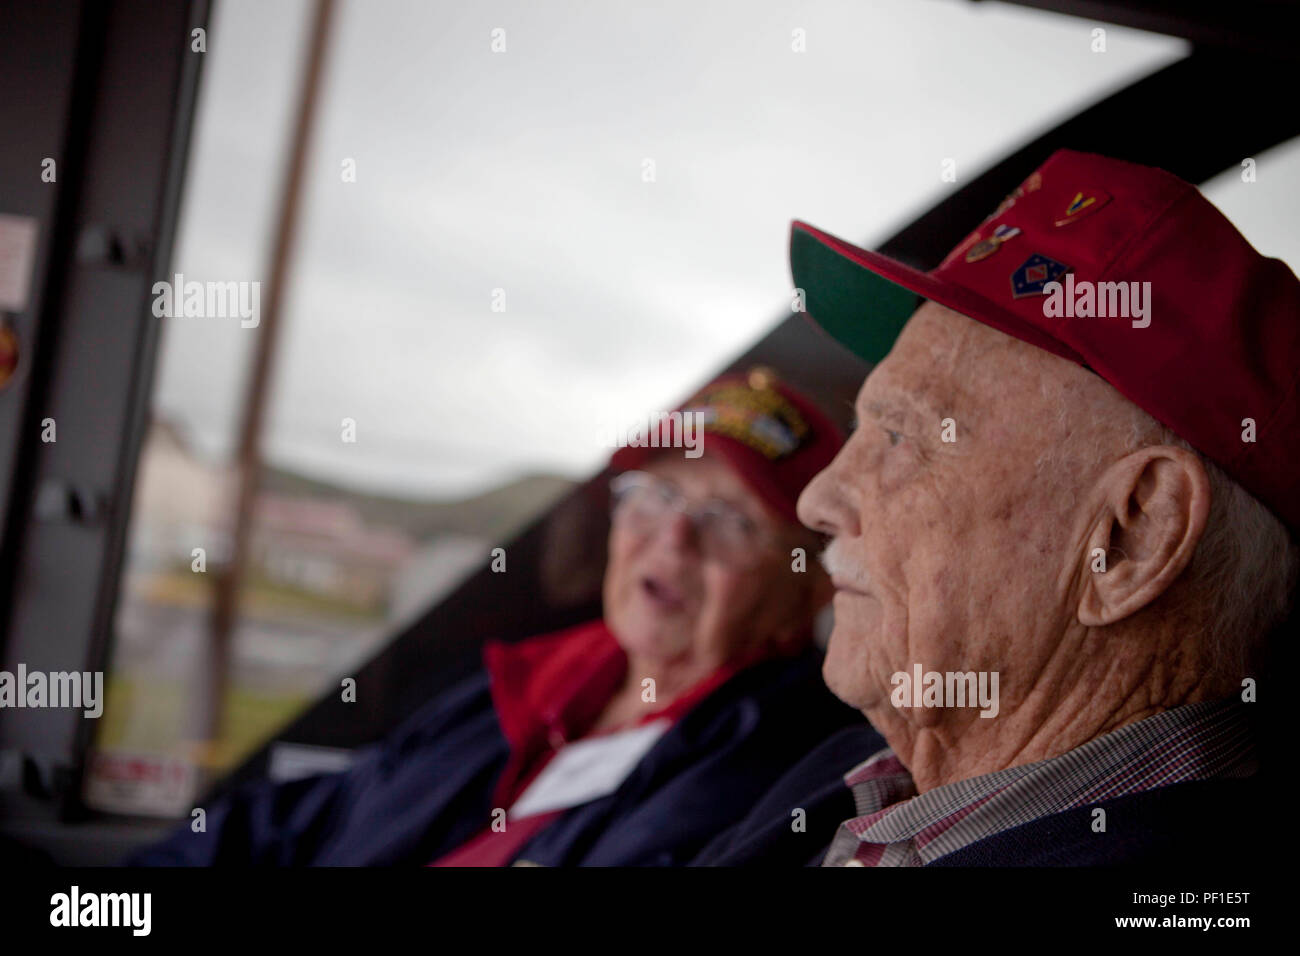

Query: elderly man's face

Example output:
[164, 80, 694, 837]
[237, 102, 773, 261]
[604, 452, 820, 671]
[798, 301, 1116, 732]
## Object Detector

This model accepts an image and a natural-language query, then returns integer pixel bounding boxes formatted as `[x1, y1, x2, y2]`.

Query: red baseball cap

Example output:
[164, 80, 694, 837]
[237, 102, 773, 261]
[791, 148, 1300, 533]
[609, 367, 844, 524]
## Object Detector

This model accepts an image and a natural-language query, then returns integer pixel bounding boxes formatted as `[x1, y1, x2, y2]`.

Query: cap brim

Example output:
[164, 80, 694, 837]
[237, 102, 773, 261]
[790, 221, 1082, 367]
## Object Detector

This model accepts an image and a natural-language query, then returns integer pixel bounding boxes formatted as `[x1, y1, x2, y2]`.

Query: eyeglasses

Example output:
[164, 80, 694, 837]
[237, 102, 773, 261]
[609, 470, 776, 567]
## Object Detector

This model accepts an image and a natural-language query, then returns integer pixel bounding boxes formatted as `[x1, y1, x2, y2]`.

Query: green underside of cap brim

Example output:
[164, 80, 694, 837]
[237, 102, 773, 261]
[791, 228, 922, 365]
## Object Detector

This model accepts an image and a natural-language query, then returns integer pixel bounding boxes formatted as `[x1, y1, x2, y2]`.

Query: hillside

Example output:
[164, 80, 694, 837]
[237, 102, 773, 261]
[256, 465, 577, 542]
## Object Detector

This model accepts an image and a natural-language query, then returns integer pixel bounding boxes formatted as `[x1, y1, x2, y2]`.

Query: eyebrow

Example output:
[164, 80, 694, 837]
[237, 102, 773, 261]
[862, 397, 919, 426]
[862, 391, 965, 440]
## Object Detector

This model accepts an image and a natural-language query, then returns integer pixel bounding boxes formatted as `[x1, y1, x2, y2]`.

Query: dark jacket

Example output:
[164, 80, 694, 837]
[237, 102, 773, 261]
[128, 638, 858, 866]
[692, 724, 1273, 867]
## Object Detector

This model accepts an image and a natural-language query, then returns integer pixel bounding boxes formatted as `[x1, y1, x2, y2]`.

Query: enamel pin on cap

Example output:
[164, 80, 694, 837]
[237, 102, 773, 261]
[1010, 253, 1071, 298]
[963, 224, 1022, 263]
[1054, 188, 1112, 226]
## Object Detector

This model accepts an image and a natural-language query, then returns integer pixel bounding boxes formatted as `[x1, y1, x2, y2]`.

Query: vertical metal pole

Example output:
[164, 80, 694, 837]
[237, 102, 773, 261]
[201, 0, 336, 754]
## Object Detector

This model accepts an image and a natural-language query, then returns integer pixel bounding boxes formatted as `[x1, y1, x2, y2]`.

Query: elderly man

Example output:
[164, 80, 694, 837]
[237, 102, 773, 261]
[130, 370, 863, 866]
[695, 149, 1297, 866]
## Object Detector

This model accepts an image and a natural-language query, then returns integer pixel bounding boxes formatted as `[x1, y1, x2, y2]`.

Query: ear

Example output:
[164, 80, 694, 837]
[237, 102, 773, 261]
[1077, 445, 1211, 627]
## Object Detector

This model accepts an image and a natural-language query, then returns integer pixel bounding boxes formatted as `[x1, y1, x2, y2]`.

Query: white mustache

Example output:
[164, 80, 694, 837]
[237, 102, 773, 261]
[819, 538, 871, 591]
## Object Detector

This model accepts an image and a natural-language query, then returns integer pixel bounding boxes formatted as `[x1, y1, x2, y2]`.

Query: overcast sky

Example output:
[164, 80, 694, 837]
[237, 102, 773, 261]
[148, 0, 1293, 500]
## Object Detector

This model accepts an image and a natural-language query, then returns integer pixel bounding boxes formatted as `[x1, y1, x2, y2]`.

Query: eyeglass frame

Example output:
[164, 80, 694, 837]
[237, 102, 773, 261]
[607, 469, 783, 567]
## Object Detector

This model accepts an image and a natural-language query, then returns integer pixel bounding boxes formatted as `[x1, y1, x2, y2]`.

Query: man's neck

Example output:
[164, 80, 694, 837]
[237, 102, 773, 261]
[880, 622, 1225, 793]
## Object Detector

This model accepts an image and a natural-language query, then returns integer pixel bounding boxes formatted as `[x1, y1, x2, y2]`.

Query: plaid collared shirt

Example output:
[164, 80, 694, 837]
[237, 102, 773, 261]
[822, 696, 1257, 867]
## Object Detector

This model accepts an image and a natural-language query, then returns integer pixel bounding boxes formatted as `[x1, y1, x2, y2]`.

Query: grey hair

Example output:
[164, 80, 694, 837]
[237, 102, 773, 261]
[1152, 425, 1298, 679]
[1031, 392, 1296, 678]
[964, 303, 1294, 680]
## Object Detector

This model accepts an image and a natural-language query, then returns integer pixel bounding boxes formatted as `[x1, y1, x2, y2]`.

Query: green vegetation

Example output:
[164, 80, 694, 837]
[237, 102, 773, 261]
[95, 674, 311, 772]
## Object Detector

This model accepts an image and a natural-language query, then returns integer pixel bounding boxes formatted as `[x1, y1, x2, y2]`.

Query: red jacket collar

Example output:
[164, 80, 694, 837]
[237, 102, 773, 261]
[483, 619, 745, 754]
[484, 620, 626, 753]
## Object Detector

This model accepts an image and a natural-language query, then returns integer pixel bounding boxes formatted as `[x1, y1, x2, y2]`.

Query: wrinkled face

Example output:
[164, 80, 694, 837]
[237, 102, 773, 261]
[603, 451, 819, 670]
[797, 301, 1111, 731]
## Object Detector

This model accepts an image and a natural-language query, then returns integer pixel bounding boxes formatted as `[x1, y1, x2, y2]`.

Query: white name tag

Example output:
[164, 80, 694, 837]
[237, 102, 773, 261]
[508, 720, 670, 819]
